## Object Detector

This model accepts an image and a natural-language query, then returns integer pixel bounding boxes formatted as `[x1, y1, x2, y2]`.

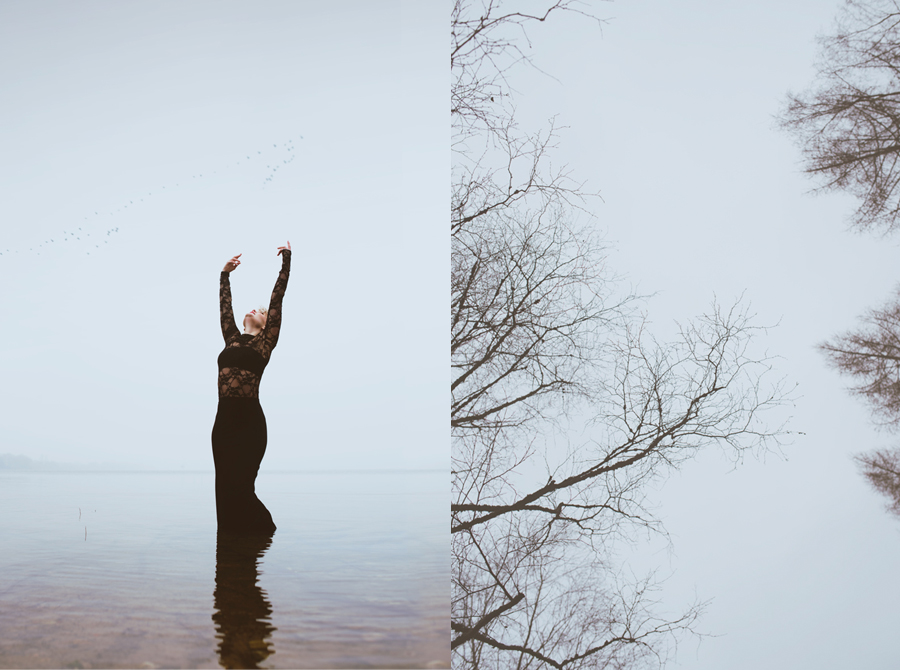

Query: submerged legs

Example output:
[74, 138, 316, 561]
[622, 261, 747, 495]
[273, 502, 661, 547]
[212, 397, 276, 534]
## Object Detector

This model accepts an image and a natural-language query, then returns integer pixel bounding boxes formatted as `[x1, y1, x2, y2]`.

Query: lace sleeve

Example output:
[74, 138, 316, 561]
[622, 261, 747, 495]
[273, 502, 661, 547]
[220, 271, 239, 341]
[263, 250, 291, 350]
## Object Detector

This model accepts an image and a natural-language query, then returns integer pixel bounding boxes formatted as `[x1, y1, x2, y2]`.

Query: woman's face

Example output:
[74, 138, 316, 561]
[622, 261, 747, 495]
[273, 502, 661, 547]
[243, 309, 267, 331]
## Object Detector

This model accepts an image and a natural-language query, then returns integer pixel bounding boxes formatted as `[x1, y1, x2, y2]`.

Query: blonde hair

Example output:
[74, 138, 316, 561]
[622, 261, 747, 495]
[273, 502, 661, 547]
[258, 306, 268, 317]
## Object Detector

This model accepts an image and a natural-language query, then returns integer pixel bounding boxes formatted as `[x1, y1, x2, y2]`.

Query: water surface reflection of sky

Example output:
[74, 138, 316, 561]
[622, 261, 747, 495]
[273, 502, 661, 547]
[0, 470, 447, 669]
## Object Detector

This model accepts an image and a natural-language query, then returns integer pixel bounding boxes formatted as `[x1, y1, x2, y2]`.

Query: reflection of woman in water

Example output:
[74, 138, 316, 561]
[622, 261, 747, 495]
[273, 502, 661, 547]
[212, 242, 291, 534]
[213, 532, 277, 669]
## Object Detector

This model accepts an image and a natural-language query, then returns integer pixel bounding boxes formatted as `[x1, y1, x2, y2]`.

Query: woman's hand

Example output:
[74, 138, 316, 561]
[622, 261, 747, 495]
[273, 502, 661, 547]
[223, 254, 242, 272]
[277, 241, 291, 256]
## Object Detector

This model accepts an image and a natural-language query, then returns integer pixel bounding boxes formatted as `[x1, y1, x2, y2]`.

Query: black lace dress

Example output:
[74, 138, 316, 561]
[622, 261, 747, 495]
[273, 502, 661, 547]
[212, 250, 290, 534]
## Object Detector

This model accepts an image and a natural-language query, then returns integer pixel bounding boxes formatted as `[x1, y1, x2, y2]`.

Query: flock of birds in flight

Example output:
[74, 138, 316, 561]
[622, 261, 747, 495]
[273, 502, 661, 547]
[2, 138, 300, 258]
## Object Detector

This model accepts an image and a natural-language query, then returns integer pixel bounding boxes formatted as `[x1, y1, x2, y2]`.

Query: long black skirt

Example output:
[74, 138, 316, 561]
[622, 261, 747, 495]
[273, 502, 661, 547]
[212, 397, 277, 534]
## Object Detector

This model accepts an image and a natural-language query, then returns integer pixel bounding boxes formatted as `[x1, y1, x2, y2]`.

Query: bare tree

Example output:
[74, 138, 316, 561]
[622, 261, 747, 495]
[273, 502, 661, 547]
[820, 291, 900, 516]
[451, 0, 602, 146]
[781, 0, 900, 517]
[452, 2, 789, 667]
[820, 290, 900, 429]
[780, 0, 900, 234]
[452, 276, 786, 666]
[451, 0, 602, 238]
[855, 448, 900, 516]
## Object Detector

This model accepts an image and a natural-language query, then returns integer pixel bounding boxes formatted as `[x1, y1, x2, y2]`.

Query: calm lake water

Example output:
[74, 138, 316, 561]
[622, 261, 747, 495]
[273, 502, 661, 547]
[0, 470, 448, 669]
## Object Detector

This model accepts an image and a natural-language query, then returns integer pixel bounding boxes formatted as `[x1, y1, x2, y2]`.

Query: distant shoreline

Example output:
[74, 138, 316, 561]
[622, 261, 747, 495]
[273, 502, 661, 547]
[0, 453, 136, 472]
[0, 455, 443, 474]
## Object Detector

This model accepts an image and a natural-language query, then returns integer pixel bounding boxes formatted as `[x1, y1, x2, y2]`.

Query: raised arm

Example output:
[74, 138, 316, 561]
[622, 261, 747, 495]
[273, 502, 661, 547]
[264, 245, 291, 350]
[220, 254, 241, 341]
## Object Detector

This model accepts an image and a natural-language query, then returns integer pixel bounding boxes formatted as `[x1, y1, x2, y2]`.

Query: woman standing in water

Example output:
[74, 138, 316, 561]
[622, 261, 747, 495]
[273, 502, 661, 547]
[213, 242, 291, 534]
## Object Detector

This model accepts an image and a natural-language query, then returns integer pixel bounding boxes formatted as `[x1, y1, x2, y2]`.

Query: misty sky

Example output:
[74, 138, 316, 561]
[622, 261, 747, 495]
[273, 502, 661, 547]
[465, 1, 900, 668]
[0, 1, 444, 471]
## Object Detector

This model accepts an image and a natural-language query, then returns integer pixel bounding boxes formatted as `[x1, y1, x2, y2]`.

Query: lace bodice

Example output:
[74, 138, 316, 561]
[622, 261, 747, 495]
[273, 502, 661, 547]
[217, 250, 291, 397]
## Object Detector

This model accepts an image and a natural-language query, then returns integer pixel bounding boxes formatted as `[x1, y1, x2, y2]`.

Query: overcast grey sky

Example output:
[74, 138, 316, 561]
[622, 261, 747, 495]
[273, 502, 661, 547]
[0, 1, 444, 472]
[485, 1, 900, 668]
